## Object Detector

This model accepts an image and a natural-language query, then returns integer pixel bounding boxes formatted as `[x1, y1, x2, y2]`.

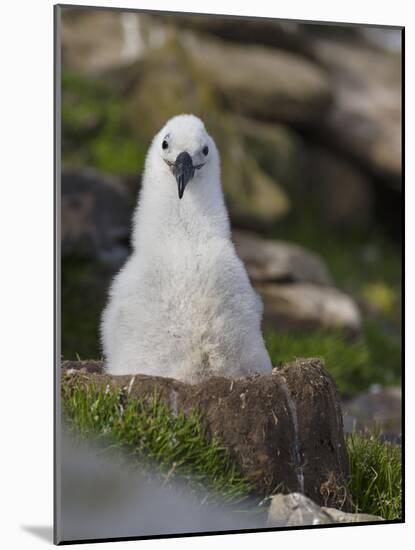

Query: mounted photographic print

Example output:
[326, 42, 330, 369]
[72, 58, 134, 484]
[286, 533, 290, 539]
[54, 3, 404, 544]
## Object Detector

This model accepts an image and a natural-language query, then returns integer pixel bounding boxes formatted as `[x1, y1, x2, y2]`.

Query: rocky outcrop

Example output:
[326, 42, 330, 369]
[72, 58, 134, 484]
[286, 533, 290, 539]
[61, 9, 401, 192]
[236, 116, 375, 231]
[183, 33, 332, 124]
[267, 493, 383, 527]
[61, 9, 401, 228]
[305, 147, 374, 231]
[163, 15, 311, 54]
[312, 39, 402, 185]
[235, 116, 306, 190]
[61, 10, 168, 73]
[62, 358, 350, 509]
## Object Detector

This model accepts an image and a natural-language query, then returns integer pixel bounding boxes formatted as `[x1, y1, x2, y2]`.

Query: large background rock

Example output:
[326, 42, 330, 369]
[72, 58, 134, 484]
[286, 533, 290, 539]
[311, 38, 402, 185]
[163, 15, 310, 54]
[258, 283, 361, 334]
[234, 116, 375, 231]
[235, 116, 307, 189]
[62, 358, 350, 509]
[233, 230, 332, 285]
[233, 232, 361, 333]
[61, 10, 169, 73]
[305, 147, 374, 231]
[61, 10, 137, 73]
[183, 32, 332, 124]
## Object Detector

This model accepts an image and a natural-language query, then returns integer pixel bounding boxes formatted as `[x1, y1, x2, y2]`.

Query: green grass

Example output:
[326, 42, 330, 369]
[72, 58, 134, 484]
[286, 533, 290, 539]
[62, 70, 146, 175]
[62, 379, 254, 506]
[265, 321, 401, 397]
[346, 432, 402, 520]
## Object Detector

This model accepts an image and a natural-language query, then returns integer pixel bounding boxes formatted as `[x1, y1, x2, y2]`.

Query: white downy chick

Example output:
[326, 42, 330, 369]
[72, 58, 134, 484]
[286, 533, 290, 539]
[101, 114, 272, 383]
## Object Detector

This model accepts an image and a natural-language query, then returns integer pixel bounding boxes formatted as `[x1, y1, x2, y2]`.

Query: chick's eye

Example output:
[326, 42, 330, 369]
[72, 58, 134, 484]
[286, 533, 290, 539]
[162, 140, 169, 150]
[203, 145, 209, 156]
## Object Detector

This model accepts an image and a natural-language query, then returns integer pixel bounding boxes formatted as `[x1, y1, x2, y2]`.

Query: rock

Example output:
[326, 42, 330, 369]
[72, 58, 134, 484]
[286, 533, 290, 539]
[233, 231, 332, 285]
[305, 147, 374, 231]
[257, 283, 361, 334]
[267, 493, 383, 527]
[62, 358, 350, 509]
[61, 9, 168, 73]
[125, 42, 203, 141]
[343, 386, 402, 441]
[183, 33, 332, 124]
[322, 506, 384, 523]
[311, 38, 402, 185]
[236, 117, 374, 231]
[235, 116, 307, 192]
[231, 232, 361, 334]
[223, 154, 290, 227]
[165, 15, 310, 55]
[267, 493, 334, 526]
[360, 28, 402, 53]
[61, 167, 134, 265]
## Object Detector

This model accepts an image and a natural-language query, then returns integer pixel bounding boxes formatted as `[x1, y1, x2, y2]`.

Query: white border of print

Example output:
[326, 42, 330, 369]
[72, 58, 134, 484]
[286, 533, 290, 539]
[0, 0, 412, 548]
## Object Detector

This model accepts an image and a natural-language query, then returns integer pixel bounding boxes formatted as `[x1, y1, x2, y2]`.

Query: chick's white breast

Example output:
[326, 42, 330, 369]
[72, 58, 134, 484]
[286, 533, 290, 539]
[138, 237, 256, 327]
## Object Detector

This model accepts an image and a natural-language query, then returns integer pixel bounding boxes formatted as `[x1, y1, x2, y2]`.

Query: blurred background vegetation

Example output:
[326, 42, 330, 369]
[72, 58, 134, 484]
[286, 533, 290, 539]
[60, 7, 402, 439]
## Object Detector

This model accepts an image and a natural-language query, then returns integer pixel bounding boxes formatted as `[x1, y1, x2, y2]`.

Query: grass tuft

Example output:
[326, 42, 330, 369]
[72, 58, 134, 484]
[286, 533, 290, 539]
[62, 379, 253, 506]
[346, 432, 402, 520]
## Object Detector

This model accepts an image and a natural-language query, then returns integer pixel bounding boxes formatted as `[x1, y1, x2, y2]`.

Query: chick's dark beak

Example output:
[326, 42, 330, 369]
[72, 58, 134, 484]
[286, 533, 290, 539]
[173, 151, 195, 199]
